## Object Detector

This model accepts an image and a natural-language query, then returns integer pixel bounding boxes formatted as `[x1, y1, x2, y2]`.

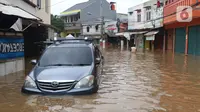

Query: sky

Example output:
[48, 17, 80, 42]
[51, 0, 149, 15]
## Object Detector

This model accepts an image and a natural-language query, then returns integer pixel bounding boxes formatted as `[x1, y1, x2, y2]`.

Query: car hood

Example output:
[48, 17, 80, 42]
[34, 66, 93, 81]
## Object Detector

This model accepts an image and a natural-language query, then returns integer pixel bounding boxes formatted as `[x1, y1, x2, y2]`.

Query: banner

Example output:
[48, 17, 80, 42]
[0, 37, 24, 59]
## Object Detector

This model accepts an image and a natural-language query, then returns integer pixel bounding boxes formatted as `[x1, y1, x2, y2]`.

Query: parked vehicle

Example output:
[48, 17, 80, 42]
[21, 39, 104, 95]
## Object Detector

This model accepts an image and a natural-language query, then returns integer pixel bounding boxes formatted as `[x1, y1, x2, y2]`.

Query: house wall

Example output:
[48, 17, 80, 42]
[128, 4, 145, 30]
[128, 0, 164, 30]
[0, 0, 51, 24]
[143, 0, 164, 29]
[0, 32, 25, 76]
[82, 24, 102, 36]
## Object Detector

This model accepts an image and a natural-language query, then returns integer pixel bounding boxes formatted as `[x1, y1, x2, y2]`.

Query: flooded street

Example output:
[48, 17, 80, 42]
[1, 48, 200, 112]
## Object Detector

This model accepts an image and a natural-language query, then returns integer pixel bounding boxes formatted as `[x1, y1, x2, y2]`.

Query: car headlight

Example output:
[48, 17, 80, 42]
[74, 75, 94, 89]
[24, 76, 37, 88]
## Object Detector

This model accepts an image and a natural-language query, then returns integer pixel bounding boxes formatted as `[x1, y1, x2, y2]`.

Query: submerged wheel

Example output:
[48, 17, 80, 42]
[93, 86, 99, 93]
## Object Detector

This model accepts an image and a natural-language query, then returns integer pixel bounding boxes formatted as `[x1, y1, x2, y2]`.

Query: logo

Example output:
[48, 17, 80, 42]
[176, 6, 192, 22]
[51, 81, 59, 88]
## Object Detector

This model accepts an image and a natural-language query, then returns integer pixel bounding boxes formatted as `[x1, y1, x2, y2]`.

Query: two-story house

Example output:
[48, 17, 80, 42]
[164, 0, 200, 56]
[128, 0, 164, 51]
[0, 0, 51, 76]
[60, 0, 116, 38]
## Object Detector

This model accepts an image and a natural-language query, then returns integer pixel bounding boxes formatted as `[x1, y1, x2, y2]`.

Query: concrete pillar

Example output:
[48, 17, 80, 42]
[127, 40, 129, 50]
[173, 28, 175, 54]
[152, 41, 154, 51]
[163, 30, 166, 53]
[185, 26, 188, 55]
[121, 40, 124, 50]
[103, 40, 106, 49]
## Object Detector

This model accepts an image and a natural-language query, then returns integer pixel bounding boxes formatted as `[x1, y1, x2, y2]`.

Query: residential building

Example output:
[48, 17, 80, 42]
[0, 0, 52, 76]
[163, 0, 200, 56]
[60, 0, 117, 38]
[1, 0, 51, 24]
[128, 0, 164, 51]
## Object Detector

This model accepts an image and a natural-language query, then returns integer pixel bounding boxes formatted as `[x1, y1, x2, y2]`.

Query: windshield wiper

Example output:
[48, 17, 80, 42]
[42, 64, 74, 67]
[73, 64, 91, 66]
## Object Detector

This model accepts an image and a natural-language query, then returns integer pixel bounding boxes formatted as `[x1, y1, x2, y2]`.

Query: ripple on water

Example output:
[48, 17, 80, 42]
[0, 49, 200, 112]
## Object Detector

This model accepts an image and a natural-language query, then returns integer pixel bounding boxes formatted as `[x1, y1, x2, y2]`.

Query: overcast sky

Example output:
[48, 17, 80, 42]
[51, 0, 149, 15]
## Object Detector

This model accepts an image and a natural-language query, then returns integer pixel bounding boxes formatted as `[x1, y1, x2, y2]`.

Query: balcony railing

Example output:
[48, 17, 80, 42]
[64, 22, 81, 30]
[164, 0, 200, 24]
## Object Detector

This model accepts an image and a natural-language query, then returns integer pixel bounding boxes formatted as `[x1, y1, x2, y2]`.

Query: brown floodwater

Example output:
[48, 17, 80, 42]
[1, 48, 200, 112]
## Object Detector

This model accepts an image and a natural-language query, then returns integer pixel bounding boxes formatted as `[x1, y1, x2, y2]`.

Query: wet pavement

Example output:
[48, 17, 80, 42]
[1, 48, 200, 112]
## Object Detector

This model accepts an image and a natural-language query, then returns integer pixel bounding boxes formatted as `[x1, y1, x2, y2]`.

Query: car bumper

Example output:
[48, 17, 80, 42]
[21, 86, 96, 95]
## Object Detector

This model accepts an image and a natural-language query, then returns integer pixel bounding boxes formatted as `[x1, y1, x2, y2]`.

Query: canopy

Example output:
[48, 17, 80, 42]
[129, 31, 147, 35]
[60, 10, 81, 17]
[0, 3, 41, 21]
[144, 31, 159, 36]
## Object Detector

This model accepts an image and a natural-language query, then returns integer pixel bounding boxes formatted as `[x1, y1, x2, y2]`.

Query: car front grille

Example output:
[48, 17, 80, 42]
[37, 81, 75, 91]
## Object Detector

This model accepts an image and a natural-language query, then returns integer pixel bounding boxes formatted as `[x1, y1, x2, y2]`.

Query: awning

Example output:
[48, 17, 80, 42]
[0, 3, 41, 21]
[130, 31, 147, 35]
[115, 32, 124, 36]
[60, 10, 81, 17]
[144, 31, 159, 36]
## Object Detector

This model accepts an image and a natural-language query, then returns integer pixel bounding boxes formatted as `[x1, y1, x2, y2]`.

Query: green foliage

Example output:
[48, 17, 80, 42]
[51, 14, 64, 32]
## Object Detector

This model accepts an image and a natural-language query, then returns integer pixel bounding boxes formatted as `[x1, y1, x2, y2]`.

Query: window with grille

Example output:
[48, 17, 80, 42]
[137, 12, 141, 22]
[146, 7, 151, 21]
[37, 0, 41, 9]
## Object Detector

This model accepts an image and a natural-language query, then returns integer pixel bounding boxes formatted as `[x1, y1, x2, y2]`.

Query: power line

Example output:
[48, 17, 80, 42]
[51, 0, 69, 7]
[39, 0, 69, 10]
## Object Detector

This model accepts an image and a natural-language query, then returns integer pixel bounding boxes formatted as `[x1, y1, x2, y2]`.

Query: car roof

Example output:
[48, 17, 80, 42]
[48, 39, 95, 49]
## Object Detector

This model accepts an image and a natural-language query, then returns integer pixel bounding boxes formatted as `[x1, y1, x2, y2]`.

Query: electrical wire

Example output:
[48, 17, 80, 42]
[39, 0, 69, 9]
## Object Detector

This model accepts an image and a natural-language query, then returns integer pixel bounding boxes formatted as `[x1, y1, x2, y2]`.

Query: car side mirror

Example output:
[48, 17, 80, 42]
[96, 58, 101, 64]
[30, 59, 37, 65]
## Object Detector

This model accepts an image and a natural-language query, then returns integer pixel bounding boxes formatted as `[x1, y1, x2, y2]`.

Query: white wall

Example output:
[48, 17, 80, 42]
[128, 0, 164, 30]
[143, 0, 164, 29]
[83, 25, 102, 35]
[0, 0, 51, 24]
[0, 58, 24, 76]
[128, 4, 145, 30]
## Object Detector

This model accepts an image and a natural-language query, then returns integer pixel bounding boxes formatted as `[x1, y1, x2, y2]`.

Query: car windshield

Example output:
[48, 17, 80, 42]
[39, 47, 93, 67]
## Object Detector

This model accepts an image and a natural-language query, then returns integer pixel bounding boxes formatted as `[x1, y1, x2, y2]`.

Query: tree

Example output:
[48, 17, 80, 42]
[51, 14, 64, 32]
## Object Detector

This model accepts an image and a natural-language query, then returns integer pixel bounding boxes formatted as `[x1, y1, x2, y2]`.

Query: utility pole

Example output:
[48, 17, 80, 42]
[100, 0, 106, 48]
[100, 0, 104, 39]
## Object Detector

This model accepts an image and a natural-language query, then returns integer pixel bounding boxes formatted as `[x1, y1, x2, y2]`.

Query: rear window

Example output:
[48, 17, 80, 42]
[39, 47, 93, 66]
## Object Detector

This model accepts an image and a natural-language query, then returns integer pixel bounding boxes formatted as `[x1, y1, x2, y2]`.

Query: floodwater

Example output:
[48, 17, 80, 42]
[1, 48, 200, 112]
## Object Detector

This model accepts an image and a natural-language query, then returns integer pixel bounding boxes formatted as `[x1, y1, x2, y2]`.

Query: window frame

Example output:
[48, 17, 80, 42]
[146, 7, 151, 21]
[137, 12, 141, 22]
[37, 0, 41, 9]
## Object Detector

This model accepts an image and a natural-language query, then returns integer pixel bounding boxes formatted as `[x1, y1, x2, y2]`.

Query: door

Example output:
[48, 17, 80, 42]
[196, 26, 200, 55]
[188, 25, 200, 55]
[175, 28, 186, 54]
[188, 26, 196, 55]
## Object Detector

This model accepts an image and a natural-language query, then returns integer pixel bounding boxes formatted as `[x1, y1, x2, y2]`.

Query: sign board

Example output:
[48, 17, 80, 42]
[146, 35, 155, 40]
[124, 32, 130, 40]
[105, 21, 117, 36]
[0, 37, 24, 59]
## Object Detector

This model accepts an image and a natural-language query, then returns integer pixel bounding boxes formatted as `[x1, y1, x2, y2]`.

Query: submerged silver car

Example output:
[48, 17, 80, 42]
[21, 39, 104, 95]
